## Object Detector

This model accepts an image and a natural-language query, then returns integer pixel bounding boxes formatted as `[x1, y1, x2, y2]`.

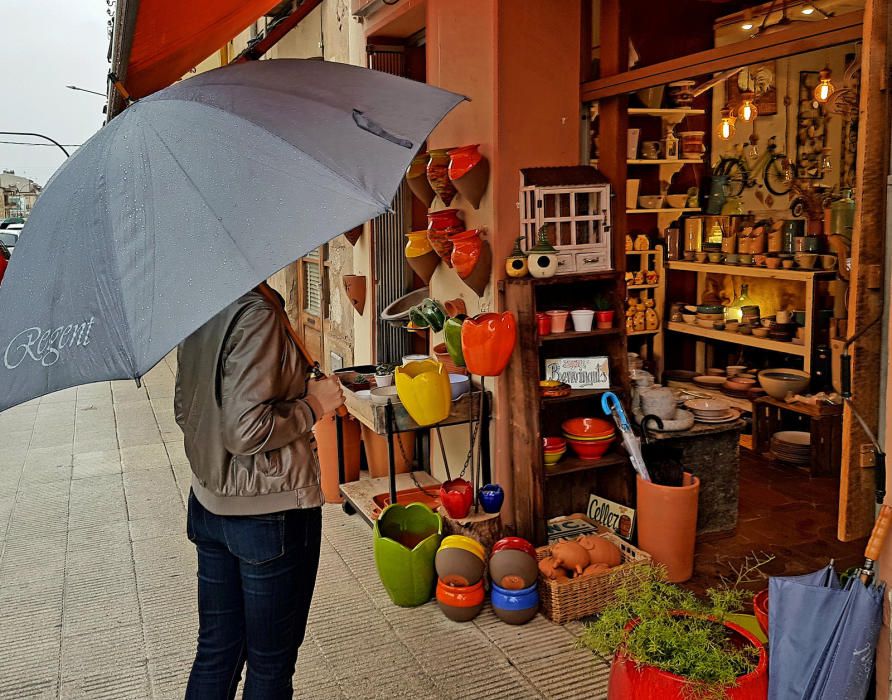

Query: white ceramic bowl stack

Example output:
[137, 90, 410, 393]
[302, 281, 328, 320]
[770, 431, 811, 464]
[683, 398, 741, 424]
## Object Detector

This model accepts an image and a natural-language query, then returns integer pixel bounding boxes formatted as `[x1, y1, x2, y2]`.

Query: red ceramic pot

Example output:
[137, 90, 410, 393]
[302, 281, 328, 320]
[426, 149, 457, 206]
[542, 437, 566, 451]
[450, 229, 484, 279]
[461, 312, 517, 377]
[566, 436, 614, 460]
[596, 310, 615, 329]
[427, 209, 463, 267]
[536, 313, 551, 336]
[448, 144, 489, 209]
[752, 590, 769, 636]
[491, 536, 537, 559]
[439, 478, 473, 519]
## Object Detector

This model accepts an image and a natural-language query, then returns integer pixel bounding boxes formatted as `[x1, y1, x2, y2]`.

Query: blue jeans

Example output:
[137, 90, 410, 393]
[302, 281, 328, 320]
[185, 491, 322, 700]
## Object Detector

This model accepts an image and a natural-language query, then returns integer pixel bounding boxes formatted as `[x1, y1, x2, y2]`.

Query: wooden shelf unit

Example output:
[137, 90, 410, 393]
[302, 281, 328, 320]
[625, 246, 665, 380]
[627, 207, 700, 214]
[504, 273, 632, 545]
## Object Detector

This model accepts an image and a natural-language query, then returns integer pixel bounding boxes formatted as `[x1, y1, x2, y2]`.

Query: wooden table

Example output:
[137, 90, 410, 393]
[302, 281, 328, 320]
[647, 419, 746, 535]
[752, 396, 843, 476]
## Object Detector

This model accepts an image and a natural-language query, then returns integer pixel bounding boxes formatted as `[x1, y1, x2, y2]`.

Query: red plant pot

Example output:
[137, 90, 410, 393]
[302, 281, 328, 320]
[596, 310, 615, 329]
[439, 478, 473, 519]
[607, 618, 768, 699]
[536, 312, 551, 336]
[448, 144, 489, 209]
[461, 312, 517, 377]
[449, 229, 484, 279]
[427, 209, 463, 267]
[752, 590, 769, 637]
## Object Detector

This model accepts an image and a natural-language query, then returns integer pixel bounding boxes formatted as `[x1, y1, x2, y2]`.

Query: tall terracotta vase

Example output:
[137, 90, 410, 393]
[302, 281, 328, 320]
[448, 145, 489, 209]
[636, 473, 700, 583]
[405, 231, 440, 284]
[450, 229, 491, 297]
[406, 154, 435, 207]
[426, 149, 457, 206]
[427, 209, 463, 267]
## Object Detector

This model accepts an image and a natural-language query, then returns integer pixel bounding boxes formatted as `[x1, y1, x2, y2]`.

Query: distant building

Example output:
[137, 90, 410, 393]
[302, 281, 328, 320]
[1, 171, 41, 219]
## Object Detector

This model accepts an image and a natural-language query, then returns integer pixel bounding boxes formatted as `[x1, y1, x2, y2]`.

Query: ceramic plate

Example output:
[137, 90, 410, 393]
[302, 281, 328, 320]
[773, 430, 811, 446]
[693, 375, 727, 387]
[684, 399, 731, 413]
[695, 408, 741, 423]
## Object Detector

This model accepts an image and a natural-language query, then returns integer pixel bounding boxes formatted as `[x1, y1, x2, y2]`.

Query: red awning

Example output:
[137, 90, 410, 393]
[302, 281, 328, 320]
[124, 0, 280, 99]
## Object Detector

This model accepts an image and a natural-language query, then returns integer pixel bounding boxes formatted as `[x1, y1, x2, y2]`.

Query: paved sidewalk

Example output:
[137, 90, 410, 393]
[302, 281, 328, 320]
[0, 357, 609, 699]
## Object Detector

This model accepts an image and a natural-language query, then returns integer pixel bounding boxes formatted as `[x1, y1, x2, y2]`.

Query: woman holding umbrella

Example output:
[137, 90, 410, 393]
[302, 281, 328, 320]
[175, 283, 345, 699]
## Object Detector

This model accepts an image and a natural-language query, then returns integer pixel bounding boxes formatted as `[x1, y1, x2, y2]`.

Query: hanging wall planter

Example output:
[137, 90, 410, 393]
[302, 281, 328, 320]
[461, 312, 517, 377]
[404, 231, 440, 284]
[394, 359, 452, 426]
[426, 148, 457, 206]
[448, 144, 489, 209]
[343, 225, 363, 246]
[427, 209, 463, 267]
[343, 275, 367, 315]
[443, 298, 467, 318]
[406, 153, 436, 207]
[450, 229, 492, 297]
[373, 502, 443, 607]
[443, 316, 467, 369]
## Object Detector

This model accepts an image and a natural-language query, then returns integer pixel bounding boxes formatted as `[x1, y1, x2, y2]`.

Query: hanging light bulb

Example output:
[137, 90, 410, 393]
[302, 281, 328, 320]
[814, 66, 835, 103]
[716, 106, 736, 140]
[737, 92, 758, 122]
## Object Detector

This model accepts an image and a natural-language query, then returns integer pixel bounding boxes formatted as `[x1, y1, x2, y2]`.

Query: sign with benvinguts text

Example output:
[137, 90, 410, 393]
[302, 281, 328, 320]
[544, 356, 610, 389]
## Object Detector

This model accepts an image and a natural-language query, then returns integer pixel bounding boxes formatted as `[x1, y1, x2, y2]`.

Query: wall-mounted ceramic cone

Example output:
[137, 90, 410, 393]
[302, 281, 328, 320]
[343, 274, 367, 315]
[406, 249, 440, 284]
[460, 241, 492, 297]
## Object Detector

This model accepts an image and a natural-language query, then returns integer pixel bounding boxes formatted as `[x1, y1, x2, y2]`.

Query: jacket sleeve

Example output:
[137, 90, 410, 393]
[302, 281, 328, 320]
[219, 302, 318, 456]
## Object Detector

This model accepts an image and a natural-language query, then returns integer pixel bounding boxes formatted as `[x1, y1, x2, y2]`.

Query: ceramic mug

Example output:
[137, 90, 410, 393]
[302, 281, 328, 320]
[641, 141, 662, 160]
[820, 254, 837, 270]
[776, 310, 792, 324]
[679, 131, 706, 159]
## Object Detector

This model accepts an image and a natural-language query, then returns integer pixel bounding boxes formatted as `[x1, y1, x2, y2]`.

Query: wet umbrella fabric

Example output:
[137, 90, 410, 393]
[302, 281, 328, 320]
[0, 59, 463, 412]
[768, 564, 884, 699]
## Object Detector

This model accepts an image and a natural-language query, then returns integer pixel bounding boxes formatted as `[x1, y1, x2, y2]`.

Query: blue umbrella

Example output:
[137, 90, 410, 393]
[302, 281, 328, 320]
[0, 59, 463, 412]
[768, 506, 891, 699]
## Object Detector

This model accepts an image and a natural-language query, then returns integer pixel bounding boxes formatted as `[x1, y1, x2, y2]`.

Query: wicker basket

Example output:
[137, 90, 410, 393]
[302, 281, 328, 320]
[536, 530, 652, 624]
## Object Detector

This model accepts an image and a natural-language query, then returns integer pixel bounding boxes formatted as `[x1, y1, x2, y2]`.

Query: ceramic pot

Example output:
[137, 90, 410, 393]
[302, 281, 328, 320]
[636, 473, 699, 582]
[595, 310, 614, 329]
[406, 153, 436, 207]
[640, 386, 676, 420]
[361, 425, 414, 477]
[433, 342, 466, 377]
[461, 312, 517, 377]
[375, 373, 394, 387]
[570, 309, 595, 332]
[490, 549, 538, 589]
[546, 310, 569, 334]
[448, 144, 489, 209]
[373, 503, 443, 607]
[395, 360, 451, 427]
[436, 580, 484, 622]
[460, 240, 492, 297]
[427, 209, 463, 267]
[478, 484, 504, 514]
[435, 546, 485, 587]
[443, 316, 467, 369]
[491, 537, 537, 559]
[490, 582, 539, 625]
[536, 312, 551, 336]
[313, 413, 361, 503]
[343, 274, 366, 315]
[426, 149, 457, 206]
[439, 478, 473, 519]
[405, 231, 440, 284]
[443, 298, 467, 317]
[418, 298, 447, 332]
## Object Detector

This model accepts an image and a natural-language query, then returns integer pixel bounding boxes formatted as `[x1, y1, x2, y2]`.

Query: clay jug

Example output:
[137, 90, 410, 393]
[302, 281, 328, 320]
[427, 209, 463, 267]
[426, 149, 457, 206]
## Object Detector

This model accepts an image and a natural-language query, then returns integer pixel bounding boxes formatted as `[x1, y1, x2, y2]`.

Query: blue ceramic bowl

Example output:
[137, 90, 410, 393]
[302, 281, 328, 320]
[478, 484, 504, 513]
[491, 582, 539, 625]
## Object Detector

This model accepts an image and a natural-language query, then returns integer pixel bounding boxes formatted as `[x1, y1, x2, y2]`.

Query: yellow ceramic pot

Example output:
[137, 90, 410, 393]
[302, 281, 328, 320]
[439, 535, 486, 561]
[405, 230, 434, 258]
[395, 359, 451, 427]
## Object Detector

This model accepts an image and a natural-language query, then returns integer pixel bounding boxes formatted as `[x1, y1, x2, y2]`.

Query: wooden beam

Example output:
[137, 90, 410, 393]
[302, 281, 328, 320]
[838, 0, 889, 542]
[581, 11, 864, 101]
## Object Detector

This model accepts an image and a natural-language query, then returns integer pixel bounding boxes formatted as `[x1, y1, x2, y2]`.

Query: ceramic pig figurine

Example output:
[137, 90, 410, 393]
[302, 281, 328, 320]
[551, 541, 590, 575]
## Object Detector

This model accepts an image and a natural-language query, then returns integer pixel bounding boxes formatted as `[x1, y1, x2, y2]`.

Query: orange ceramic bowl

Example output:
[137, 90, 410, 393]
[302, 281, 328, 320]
[566, 436, 614, 460]
[561, 417, 615, 439]
[561, 431, 615, 442]
[543, 437, 567, 451]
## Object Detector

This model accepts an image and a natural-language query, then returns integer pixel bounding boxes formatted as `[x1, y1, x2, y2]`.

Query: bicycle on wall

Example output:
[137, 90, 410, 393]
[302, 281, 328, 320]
[712, 135, 795, 198]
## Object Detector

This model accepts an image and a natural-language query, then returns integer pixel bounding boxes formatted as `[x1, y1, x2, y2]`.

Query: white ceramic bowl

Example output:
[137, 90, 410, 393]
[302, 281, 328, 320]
[758, 368, 810, 400]
[449, 374, 471, 401]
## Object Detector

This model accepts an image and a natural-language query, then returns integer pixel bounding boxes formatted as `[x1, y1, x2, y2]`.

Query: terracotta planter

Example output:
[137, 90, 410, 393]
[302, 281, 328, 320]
[426, 148, 457, 206]
[313, 413, 361, 504]
[343, 225, 363, 246]
[448, 144, 489, 209]
[596, 309, 615, 329]
[608, 617, 768, 699]
[443, 297, 467, 317]
[343, 274, 366, 315]
[406, 153, 436, 207]
[443, 316, 466, 369]
[461, 312, 517, 377]
[373, 503, 442, 607]
[361, 424, 414, 477]
[433, 342, 467, 377]
[450, 229, 491, 297]
[427, 209, 463, 267]
[636, 473, 699, 582]
[394, 359, 452, 427]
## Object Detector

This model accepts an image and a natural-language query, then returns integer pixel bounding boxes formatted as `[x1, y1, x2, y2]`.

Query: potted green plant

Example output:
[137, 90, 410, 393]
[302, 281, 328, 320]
[594, 295, 615, 329]
[375, 363, 395, 387]
[578, 566, 768, 699]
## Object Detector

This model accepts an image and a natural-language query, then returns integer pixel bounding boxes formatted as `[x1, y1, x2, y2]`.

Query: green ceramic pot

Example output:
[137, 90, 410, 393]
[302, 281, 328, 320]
[419, 298, 447, 332]
[373, 503, 443, 607]
[443, 316, 467, 368]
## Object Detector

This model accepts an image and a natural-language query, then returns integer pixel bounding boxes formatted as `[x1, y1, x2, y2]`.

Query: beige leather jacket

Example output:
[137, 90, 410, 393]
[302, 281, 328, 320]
[174, 290, 324, 515]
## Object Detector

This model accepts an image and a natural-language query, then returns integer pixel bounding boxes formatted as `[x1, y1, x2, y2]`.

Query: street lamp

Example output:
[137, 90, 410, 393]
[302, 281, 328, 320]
[0, 132, 70, 157]
[66, 85, 106, 97]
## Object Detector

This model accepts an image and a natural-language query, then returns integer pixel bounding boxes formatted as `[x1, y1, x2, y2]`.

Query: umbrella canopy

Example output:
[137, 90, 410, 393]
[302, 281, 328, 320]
[768, 564, 884, 699]
[0, 59, 463, 412]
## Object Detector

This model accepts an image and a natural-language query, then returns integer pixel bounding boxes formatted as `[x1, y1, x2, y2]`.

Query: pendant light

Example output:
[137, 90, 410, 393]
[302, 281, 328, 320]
[716, 106, 737, 140]
[814, 66, 835, 103]
[737, 91, 758, 122]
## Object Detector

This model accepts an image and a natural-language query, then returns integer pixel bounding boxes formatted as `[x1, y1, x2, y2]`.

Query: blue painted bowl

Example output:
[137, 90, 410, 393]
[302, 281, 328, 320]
[478, 484, 504, 513]
[491, 582, 539, 625]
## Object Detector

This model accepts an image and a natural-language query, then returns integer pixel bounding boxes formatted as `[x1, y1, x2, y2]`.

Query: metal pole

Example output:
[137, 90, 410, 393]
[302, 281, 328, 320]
[0, 132, 69, 158]
[385, 400, 398, 504]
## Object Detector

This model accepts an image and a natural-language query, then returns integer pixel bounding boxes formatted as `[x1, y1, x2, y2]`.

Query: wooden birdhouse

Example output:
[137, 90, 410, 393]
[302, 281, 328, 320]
[519, 166, 613, 275]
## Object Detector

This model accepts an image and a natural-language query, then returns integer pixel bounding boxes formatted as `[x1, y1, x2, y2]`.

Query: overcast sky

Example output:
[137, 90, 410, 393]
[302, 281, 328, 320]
[1, 1, 108, 186]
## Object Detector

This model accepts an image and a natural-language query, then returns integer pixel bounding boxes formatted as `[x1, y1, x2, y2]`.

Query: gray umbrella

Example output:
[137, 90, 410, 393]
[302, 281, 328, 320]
[0, 59, 463, 412]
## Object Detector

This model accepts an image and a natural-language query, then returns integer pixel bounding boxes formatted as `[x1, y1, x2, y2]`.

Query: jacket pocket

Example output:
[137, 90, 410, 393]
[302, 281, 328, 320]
[221, 514, 285, 564]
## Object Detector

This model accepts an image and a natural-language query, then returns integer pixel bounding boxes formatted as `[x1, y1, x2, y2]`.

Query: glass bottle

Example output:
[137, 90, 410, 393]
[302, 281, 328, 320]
[726, 284, 752, 321]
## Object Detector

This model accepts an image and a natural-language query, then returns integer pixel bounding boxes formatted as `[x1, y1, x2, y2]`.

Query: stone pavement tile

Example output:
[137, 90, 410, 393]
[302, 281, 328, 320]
[71, 450, 121, 479]
[6, 429, 33, 452]
[60, 671, 150, 699]
[120, 444, 171, 472]
[520, 651, 611, 700]
[24, 446, 74, 469]
[146, 651, 192, 699]
[72, 434, 120, 456]
[117, 431, 165, 449]
[62, 591, 141, 637]
[60, 624, 147, 680]
[164, 440, 189, 466]
[41, 388, 79, 405]
[129, 514, 186, 542]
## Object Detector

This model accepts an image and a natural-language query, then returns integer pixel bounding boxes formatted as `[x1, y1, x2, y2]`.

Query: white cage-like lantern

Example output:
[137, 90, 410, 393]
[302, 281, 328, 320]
[519, 166, 613, 275]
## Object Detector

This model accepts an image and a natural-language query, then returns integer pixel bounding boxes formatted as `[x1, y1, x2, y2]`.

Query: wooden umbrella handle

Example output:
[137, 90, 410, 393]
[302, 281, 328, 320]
[257, 283, 348, 417]
[865, 505, 892, 563]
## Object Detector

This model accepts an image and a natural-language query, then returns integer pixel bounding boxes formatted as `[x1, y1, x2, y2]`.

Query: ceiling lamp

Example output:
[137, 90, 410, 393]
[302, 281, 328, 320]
[737, 92, 758, 122]
[801, 6, 815, 14]
[741, 22, 754, 30]
[815, 66, 835, 103]
[717, 106, 737, 140]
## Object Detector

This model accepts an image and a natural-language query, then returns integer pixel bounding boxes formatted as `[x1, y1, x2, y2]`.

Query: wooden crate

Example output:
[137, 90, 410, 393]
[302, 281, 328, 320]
[536, 530, 653, 624]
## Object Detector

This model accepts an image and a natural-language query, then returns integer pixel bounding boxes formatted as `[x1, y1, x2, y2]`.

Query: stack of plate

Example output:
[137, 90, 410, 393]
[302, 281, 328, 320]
[771, 431, 811, 464]
[683, 398, 742, 424]
[693, 375, 726, 389]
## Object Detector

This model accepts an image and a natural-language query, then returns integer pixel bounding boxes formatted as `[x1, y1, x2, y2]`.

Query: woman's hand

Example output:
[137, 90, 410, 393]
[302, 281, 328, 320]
[307, 376, 345, 417]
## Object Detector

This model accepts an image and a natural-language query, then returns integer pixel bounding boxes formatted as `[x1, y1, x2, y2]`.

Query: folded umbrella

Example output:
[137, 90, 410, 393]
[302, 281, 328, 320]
[0, 59, 463, 411]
